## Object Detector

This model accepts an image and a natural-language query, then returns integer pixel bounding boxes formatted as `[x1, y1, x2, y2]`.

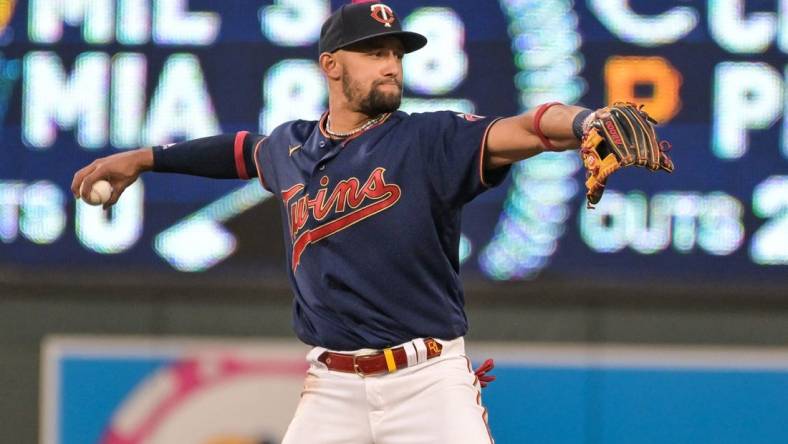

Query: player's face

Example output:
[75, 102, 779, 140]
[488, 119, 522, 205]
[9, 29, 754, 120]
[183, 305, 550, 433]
[339, 37, 405, 116]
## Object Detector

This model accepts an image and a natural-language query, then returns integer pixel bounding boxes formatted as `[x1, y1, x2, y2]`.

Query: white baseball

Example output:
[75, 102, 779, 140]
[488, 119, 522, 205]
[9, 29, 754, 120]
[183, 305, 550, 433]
[82, 179, 113, 206]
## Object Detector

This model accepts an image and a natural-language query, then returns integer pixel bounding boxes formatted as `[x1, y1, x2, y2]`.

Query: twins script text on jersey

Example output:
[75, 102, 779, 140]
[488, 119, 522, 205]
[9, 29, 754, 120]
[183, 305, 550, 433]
[283, 167, 402, 271]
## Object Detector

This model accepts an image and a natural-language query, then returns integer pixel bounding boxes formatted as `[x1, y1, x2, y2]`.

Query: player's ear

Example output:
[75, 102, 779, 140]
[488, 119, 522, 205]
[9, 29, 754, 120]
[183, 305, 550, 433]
[319, 52, 341, 80]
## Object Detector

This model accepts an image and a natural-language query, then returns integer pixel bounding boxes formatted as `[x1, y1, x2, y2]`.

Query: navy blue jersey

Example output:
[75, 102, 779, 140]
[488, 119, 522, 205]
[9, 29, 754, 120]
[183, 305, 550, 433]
[247, 111, 510, 350]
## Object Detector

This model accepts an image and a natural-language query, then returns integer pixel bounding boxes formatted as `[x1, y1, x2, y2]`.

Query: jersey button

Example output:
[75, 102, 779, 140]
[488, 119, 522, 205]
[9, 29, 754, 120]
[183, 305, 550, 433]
[319, 141, 326, 147]
[319, 164, 326, 171]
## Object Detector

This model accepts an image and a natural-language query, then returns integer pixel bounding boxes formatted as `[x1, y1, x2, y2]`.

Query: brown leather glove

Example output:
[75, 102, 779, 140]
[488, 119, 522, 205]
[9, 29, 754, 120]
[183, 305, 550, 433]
[581, 102, 674, 208]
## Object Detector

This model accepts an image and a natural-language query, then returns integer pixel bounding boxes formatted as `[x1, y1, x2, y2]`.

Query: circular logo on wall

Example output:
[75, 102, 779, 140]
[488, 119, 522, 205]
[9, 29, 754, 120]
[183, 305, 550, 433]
[101, 353, 307, 444]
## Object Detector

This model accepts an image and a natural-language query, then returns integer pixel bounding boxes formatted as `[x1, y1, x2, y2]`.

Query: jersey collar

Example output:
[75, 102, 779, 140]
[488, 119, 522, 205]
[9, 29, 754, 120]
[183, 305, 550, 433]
[318, 112, 395, 146]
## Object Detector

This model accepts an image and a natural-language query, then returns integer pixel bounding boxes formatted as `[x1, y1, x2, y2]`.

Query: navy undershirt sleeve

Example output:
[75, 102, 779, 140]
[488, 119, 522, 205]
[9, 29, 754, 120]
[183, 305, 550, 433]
[151, 132, 260, 179]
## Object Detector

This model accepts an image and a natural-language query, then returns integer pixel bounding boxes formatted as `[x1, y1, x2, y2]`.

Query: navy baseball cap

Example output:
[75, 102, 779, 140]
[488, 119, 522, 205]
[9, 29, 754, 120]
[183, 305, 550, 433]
[319, 2, 428, 54]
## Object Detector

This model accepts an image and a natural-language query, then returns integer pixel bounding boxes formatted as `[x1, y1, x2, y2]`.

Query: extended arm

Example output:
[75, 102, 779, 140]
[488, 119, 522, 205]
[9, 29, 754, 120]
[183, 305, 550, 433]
[71, 132, 262, 209]
[484, 103, 593, 170]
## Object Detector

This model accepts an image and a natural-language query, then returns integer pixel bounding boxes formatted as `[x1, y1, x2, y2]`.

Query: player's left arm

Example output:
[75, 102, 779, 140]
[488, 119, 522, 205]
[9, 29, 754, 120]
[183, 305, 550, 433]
[484, 104, 592, 170]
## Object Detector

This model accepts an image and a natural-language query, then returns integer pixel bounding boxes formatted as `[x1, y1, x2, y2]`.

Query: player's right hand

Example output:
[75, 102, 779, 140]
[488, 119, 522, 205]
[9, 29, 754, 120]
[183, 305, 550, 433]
[71, 148, 154, 209]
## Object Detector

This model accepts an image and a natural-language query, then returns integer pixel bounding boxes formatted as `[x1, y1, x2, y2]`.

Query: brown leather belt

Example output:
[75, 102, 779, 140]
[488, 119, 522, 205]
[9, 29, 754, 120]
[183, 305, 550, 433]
[318, 338, 443, 376]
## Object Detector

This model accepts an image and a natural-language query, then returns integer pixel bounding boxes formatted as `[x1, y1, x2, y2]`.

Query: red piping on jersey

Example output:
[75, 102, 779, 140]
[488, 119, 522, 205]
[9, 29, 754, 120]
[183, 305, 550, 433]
[478, 118, 504, 188]
[533, 102, 563, 151]
[234, 131, 250, 179]
[252, 137, 270, 191]
[340, 113, 392, 146]
[318, 112, 331, 138]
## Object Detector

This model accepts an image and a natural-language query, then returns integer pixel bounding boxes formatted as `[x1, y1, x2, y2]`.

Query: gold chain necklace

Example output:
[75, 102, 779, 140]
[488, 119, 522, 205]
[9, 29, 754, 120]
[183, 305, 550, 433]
[325, 113, 388, 138]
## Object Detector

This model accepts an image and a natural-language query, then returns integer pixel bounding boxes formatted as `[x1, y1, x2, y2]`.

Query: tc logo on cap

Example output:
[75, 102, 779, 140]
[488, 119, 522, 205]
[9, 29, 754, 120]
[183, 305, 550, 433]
[370, 3, 396, 28]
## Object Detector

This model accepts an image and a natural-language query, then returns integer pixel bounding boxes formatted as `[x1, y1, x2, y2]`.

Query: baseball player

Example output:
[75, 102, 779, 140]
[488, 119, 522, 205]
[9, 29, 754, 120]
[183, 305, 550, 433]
[72, 2, 603, 443]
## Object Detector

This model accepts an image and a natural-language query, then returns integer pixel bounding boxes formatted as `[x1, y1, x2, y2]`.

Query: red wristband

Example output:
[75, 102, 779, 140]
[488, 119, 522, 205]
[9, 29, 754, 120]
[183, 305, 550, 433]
[533, 102, 562, 151]
[233, 131, 250, 180]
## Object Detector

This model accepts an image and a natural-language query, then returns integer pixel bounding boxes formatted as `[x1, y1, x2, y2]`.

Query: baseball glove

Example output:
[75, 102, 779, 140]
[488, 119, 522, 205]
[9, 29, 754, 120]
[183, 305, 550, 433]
[580, 102, 674, 208]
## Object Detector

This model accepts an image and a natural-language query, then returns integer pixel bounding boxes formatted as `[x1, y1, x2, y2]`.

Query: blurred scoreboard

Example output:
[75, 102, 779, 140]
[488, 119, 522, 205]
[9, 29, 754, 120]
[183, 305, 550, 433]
[0, 0, 786, 286]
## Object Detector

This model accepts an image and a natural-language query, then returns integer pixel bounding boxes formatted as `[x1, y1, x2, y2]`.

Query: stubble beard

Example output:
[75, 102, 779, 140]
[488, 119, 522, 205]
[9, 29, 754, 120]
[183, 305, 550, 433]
[341, 69, 402, 117]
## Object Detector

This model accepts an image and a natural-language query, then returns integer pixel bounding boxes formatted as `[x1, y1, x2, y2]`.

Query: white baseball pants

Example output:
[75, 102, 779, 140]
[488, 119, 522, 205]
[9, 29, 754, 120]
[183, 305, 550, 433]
[281, 337, 494, 444]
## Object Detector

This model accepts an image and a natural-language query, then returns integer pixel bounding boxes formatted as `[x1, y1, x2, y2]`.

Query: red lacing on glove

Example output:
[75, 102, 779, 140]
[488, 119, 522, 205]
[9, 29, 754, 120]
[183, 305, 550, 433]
[474, 358, 496, 388]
